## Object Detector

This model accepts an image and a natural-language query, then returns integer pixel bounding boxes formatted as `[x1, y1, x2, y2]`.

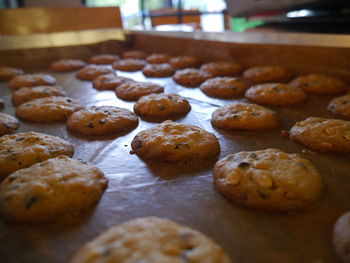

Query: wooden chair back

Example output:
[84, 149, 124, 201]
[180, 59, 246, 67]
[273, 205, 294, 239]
[150, 8, 201, 28]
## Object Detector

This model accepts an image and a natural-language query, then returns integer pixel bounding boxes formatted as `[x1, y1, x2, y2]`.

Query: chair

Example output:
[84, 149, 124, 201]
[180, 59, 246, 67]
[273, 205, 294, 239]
[149, 8, 201, 28]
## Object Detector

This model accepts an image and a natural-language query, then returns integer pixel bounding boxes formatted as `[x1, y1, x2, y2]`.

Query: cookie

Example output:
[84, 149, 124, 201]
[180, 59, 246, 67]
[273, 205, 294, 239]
[289, 73, 347, 95]
[16, 96, 84, 122]
[9, 74, 56, 90]
[0, 66, 24, 81]
[88, 54, 120, 65]
[93, 74, 134, 90]
[50, 59, 86, 72]
[200, 77, 248, 98]
[328, 94, 350, 119]
[67, 106, 138, 136]
[115, 81, 164, 101]
[146, 53, 171, 64]
[169, 55, 200, 69]
[200, 61, 241, 77]
[332, 211, 350, 263]
[76, 65, 114, 81]
[211, 103, 279, 131]
[131, 120, 220, 162]
[245, 83, 307, 106]
[173, 68, 212, 87]
[289, 117, 350, 153]
[0, 113, 19, 136]
[0, 131, 74, 178]
[142, 63, 175, 78]
[122, 50, 148, 59]
[112, 59, 146, 72]
[12, 85, 66, 106]
[134, 93, 191, 118]
[70, 217, 232, 263]
[213, 148, 323, 212]
[243, 66, 290, 84]
[0, 155, 107, 223]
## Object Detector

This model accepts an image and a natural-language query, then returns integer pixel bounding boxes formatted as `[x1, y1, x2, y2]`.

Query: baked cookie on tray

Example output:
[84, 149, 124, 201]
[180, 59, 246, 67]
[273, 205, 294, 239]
[146, 53, 171, 64]
[173, 68, 212, 87]
[134, 93, 191, 118]
[289, 73, 347, 95]
[245, 83, 307, 106]
[115, 81, 164, 101]
[93, 74, 134, 90]
[213, 148, 323, 212]
[243, 66, 290, 84]
[112, 58, 146, 72]
[67, 106, 138, 136]
[200, 77, 248, 98]
[70, 217, 232, 263]
[142, 63, 175, 78]
[332, 211, 350, 263]
[122, 50, 148, 59]
[0, 131, 74, 178]
[211, 103, 279, 131]
[289, 117, 350, 153]
[12, 85, 66, 106]
[16, 96, 84, 122]
[200, 61, 241, 77]
[50, 58, 86, 72]
[169, 55, 200, 69]
[88, 54, 120, 65]
[76, 65, 114, 81]
[131, 120, 220, 163]
[0, 113, 19, 136]
[0, 155, 107, 223]
[0, 66, 24, 81]
[9, 74, 56, 90]
[328, 94, 350, 119]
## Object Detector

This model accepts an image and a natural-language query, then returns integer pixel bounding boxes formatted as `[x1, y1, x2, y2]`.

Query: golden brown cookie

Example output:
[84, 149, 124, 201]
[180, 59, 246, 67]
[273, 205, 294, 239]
[0, 66, 24, 81]
[67, 106, 138, 136]
[200, 77, 248, 98]
[0, 131, 74, 178]
[289, 117, 350, 153]
[70, 217, 232, 263]
[122, 50, 148, 59]
[211, 103, 279, 131]
[0, 155, 107, 223]
[243, 66, 290, 84]
[112, 59, 147, 72]
[131, 120, 220, 163]
[16, 96, 84, 122]
[333, 211, 350, 263]
[88, 54, 120, 65]
[213, 148, 323, 212]
[169, 55, 200, 69]
[0, 113, 19, 136]
[289, 73, 347, 95]
[142, 63, 175, 78]
[12, 85, 66, 106]
[76, 65, 114, 81]
[328, 94, 350, 119]
[115, 81, 164, 101]
[134, 93, 191, 118]
[92, 74, 134, 90]
[173, 68, 212, 87]
[9, 74, 56, 90]
[50, 59, 86, 72]
[245, 83, 307, 106]
[200, 61, 241, 77]
[146, 53, 171, 64]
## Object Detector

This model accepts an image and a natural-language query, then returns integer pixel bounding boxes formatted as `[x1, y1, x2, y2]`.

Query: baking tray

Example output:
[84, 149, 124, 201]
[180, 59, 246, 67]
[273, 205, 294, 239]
[0, 29, 350, 263]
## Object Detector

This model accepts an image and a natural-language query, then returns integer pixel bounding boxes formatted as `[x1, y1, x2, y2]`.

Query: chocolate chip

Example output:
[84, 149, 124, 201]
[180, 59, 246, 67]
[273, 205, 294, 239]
[249, 153, 258, 159]
[158, 105, 166, 111]
[87, 122, 94, 128]
[66, 98, 72, 103]
[15, 137, 25, 142]
[175, 143, 190, 149]
[26, 195, 39, 209]
[133, 139, 142, 149]
[258, 190, 269, 199]
[342, 100, 349, 104]
[238, 162, 250, 168]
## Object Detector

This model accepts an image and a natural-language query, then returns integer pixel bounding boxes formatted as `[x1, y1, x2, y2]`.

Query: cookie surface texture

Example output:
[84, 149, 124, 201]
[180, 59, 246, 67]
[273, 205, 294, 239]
[0, 113, 19, 136]
[131, 120, 220, 162]
[289, 117, 350, 153]
[76, 65, 114, 81]
[200, 77, 248, 98]
[70, 217, 232, 263]
[328, 94, 350, 119]
[0, 66, 24, 81]
[50, 59, 86, 72]
[67, 106, 138, 136]
[173, 68, 212, 87]
[142, 63, 175, 78]
[9, 74, 56, 90]
[169, 56, 200, 69]
[112, 59, 146, 72]
[213, 148, 323, 212]
[93, 74, 133, 90]
[122, 50, 147, 59]
[115, 82, 164, 101]
[88, 54, 120, 65]
[200, 61, 241, 77]
[0, 155, 107, 223]
[146, 53, 171, 64]
[0, 131, 74, 178]
[243, 66, 289, 84]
